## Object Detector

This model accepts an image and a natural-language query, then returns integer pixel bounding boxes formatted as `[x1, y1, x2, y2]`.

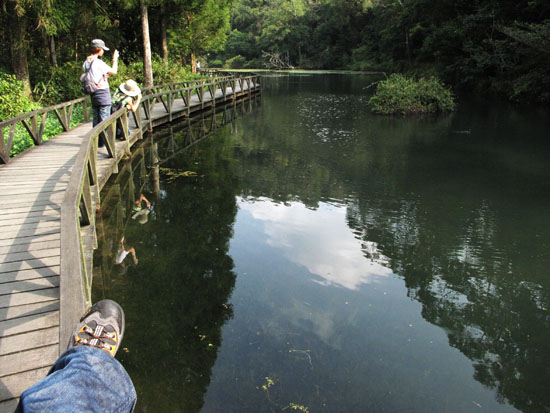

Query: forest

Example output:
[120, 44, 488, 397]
[219, 0, 550, 103]
[1, 0, 550, 116]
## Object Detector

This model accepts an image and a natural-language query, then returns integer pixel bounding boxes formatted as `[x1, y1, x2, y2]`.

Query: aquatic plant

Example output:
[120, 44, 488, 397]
[368, 74, 456, 115]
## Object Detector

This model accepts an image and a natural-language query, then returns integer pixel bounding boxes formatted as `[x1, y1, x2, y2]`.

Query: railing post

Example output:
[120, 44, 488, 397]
[83, 99, 90, 122]
[0, 126, 7, 164]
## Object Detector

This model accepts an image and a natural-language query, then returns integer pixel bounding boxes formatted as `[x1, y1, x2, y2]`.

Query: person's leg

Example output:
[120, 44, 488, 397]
[17, 346, 136, 413]
[94, 105, 111, 148]
[16, 299, 135, 412]
[92, 105, 104, 147]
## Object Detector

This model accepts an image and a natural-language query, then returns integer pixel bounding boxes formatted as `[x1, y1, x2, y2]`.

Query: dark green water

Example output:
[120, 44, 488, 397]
[93, 74, 550, 412]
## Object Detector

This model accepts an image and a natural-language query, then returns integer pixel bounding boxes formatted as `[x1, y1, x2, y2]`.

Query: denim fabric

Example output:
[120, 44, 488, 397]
[93, 104, 111, 147]
[16, 346, 136, 413]
[92, 104, 111, 127]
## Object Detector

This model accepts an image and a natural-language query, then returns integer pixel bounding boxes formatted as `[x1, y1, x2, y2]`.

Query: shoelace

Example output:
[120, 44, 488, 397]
[74, 323, 117, 353]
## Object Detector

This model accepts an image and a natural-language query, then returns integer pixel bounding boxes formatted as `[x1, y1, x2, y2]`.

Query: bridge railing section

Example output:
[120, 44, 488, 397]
[0, 73, 261, 165]
[0, 97, 91, 164]
[58, 73, 261, 352]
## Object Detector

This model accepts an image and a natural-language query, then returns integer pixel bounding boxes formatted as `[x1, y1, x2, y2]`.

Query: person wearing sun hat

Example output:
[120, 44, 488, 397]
[111, 79, 142, 140]
[83, 39, 119, 147]
[113, 79, 142, 113]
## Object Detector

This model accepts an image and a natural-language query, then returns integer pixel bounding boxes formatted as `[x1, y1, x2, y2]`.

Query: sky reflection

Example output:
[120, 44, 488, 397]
[237, 197, 393, 290]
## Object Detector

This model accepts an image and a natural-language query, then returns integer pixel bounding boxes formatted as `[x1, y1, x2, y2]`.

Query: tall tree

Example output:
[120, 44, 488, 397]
[141, 0, 154, 87]
[160, 2, 168, 63]
[168, 0, 232, 72]
[4, 0, 31, 96]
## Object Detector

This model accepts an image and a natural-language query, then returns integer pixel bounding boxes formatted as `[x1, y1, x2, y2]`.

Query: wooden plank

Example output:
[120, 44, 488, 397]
[0, 276, 59, 295]
[0, 239, 61, 255]
[0, 326, 58, 356]
[0, 209, 60, 219]
[0, 170, 69, 178]
[0, 310, 59, 337]
[0, 345, 59, 378]
[0, 286, 59, 308]
[0, 233, 60, 248]
[0, 266, 60, 284]
[0, 227, 60, 241]
[0, 248, 60, 265]
[0, 215, 60, 227]
[0, 398, 19, 411]
[0, 367, 51, 401]
[0, 166, 72, 173]
[0, 220, 60, 232]
[0, 180, 68, 187]
[0, 194, 65, 205]
[0, 187, 65, 197]
[0, 256, 60, 274]
[0, 204, 61, 216]
[0, 300, 59, 322]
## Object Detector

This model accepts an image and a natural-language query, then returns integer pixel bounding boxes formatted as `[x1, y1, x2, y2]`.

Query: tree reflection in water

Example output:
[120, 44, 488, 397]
[93, 98, 259, 411]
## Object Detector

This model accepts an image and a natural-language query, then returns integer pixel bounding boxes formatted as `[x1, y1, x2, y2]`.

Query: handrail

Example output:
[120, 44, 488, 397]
[58, 73, 261, 351]
[0, 73, 261, 165]
[0, 96, 91, 163]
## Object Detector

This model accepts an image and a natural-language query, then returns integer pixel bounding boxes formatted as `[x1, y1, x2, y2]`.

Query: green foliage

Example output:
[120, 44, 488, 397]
[220, 0, 550, 102]
[167, 0, 232, 61]
[30, 61, 83, 105]
[209, 59, 223, 68]
[0, 73, 37, 121]
[368, 74, 455, 115]
[110, 58, 204, 90]
[225, 55, 247, 69]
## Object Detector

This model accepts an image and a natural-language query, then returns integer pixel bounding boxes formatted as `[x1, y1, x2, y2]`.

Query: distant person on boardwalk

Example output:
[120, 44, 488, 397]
[83, 39, 119, 147]
[16, 299, 136, 412]
[112, 79, 142, 139]
[196, 61, 201, 73]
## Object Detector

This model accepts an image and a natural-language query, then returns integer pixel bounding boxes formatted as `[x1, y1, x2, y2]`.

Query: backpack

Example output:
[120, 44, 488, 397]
[80, 59, 99, 95]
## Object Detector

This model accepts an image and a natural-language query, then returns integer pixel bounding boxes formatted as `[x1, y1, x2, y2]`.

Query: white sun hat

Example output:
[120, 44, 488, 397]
[119, 79, 141, 97]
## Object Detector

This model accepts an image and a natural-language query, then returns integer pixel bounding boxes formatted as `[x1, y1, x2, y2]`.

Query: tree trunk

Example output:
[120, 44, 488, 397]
[141, 0, 154, 87]
[50, 36, 58, 67]
[8, 2, 31, 96]
[160, 3, 168, 63]
[190, 52, 196, 74]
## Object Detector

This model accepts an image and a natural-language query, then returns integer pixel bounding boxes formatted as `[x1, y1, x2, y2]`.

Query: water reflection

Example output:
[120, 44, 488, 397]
[93, 98, 261, 411]
[220, 74, 550, 411]
[238, 197, 392, 289]
[93, 74, 550, 412]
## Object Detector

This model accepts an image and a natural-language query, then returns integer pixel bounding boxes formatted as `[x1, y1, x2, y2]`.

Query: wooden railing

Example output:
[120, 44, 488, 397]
[0, 73, 261, 164]
[58, 73, 261, 351]
[0, 97, 91, 164]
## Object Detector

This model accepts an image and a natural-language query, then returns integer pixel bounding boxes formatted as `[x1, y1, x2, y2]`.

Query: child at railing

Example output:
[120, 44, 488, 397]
[111, 79, 142, 140]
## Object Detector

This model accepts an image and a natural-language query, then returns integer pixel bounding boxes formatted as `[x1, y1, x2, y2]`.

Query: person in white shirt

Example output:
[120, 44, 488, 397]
[82, 39, 119, 147]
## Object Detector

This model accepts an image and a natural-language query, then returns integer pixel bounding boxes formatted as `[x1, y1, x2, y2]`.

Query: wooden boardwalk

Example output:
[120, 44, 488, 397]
[0, 76, 260, 409]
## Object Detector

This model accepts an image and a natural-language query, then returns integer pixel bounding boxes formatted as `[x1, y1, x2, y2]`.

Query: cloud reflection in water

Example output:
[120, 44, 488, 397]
[238, 197, 393, 290]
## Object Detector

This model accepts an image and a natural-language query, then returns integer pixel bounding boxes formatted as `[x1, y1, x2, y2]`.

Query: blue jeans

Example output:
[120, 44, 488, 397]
[16, 346, 136, 412]
[93, 105, 111, 147]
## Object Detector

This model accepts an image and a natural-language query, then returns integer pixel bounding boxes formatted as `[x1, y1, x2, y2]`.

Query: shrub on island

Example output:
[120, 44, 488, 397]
[368, 74, 455, 115]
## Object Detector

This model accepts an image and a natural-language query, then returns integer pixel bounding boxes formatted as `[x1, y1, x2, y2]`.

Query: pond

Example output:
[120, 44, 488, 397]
[93, 73, 550, 412]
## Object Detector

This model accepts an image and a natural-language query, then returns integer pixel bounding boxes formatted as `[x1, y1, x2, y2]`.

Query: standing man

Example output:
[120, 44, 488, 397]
[83, 39, 118, 147]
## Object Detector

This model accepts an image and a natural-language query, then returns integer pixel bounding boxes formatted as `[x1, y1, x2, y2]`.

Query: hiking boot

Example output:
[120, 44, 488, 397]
[70, 299, 125, 357]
